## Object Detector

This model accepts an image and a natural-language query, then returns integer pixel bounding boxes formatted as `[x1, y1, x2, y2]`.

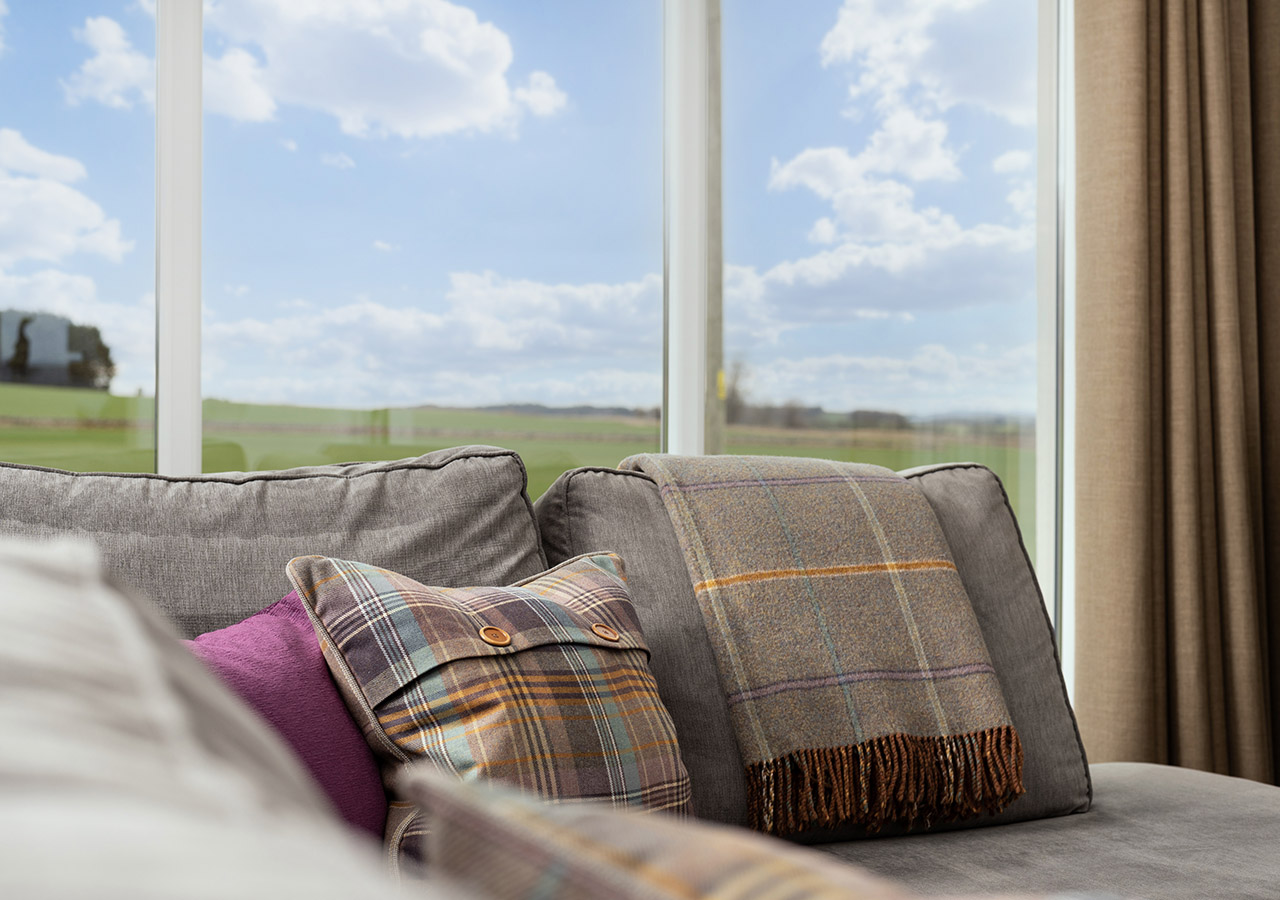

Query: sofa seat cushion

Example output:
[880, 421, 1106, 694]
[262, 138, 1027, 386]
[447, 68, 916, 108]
[0, 446, 547, 638]
[819, 762, 1280, 899]
[534, 462, 1090, 833]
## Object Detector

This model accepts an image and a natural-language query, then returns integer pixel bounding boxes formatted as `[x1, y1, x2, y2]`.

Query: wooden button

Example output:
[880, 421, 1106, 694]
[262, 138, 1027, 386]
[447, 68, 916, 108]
[591, 623, 620, 642]
[479, 626, 511, 647]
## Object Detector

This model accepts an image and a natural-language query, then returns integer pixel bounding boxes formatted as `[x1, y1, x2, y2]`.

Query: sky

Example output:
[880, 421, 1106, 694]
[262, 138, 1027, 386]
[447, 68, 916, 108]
[0, 0, 1038, 417]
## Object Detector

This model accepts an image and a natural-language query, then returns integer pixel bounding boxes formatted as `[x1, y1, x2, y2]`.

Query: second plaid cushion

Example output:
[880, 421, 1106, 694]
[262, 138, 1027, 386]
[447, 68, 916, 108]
[286, 551, 692, 869]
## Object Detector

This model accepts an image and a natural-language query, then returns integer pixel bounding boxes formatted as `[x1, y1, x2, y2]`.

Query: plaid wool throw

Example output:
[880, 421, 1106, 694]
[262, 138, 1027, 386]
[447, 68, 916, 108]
[620, 454, 1024, 836]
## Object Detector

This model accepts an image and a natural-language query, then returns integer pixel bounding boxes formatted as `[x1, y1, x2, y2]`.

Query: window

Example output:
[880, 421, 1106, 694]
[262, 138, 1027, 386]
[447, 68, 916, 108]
[0, 3, 155, 472]
[198, 1, 663, 494]
[719, 0, 1040, 556]
[0, 1, 1062, 601]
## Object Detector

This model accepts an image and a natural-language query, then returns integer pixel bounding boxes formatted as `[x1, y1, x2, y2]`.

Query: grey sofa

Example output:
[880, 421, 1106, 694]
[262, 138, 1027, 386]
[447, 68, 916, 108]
[2, 446, 1277, 899]
[534, 462, 1280, 899]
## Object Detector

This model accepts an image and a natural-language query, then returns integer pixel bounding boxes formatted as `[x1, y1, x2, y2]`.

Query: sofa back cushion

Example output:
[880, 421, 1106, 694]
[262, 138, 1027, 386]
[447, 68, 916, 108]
[534, 462, 1091, 835]
[536, 466, 748, 824]
[0, 446, 547, 638]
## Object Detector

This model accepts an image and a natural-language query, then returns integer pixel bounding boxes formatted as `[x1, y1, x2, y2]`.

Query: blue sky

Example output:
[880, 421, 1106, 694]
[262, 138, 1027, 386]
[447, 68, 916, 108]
[0, 0, 1038, 416]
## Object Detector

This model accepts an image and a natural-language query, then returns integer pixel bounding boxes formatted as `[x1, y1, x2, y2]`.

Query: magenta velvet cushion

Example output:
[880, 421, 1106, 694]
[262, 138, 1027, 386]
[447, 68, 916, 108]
[185, 591, 387, 837]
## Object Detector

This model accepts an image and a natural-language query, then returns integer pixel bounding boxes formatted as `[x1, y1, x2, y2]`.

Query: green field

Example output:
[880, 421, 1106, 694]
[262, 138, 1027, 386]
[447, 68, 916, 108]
[0, 382, 1035, 557]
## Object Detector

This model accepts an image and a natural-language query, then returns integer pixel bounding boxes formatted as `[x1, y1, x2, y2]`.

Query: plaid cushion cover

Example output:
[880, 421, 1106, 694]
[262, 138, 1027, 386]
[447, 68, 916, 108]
[399, 767, 1061, 900]
[286, 551, 692, 870]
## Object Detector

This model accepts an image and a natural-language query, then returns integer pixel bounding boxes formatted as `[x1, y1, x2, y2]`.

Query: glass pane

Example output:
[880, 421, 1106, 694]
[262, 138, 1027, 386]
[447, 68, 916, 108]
[0, 2, 155, 472]
[200, 1, 662, 496]
[721, 0, 1038, 556]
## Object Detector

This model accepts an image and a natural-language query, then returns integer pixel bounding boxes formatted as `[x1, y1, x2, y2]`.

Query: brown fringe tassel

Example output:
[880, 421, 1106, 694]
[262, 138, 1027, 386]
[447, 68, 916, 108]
[744, 725, 1025, 836]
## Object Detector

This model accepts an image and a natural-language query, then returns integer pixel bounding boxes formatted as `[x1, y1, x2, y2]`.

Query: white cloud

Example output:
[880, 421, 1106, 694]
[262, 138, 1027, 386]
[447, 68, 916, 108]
[821, 0, 976, 99]
[993, 153, 1035, 219]
[808, 217, 838, 245]
[767, 111, 957, 197]
[61, 17, 274, 122]
[993, 149, 1031, 173]
[200, 270, 661, 407]
[321, 152, 355, 169]
[726, 230, 1032, 336]
[858, 108, 960, 181]
[0, 130, 87, 183]
[770, 147, 1025, 250]
[1006, 182, 1035, 219]
[514, 70, 567, 117]
[62, 16, 154, 109]
[280, 138, 298, 152]
[723, 156, 1033, 352]
[716, 0, 1038, 365]
[769, 147, 860, 201]
[224, 283, 250, 296]
[372, 240, 399, 252]
[441, 271, 660, 353]
[731, 341, 1035, 414]
[0, 132, 133, 267]
[67, 3, 568, 138]
[201, 0, 568, 139]
[741, 0, 1033, 343]
[204, 47, 276, 122]
[0, 1, 9, 58]
[820, 0, 1035, 125]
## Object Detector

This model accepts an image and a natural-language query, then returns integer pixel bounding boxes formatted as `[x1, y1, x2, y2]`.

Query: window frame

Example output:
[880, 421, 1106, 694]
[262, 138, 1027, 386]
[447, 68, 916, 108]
[1036, 0, 1066, 644]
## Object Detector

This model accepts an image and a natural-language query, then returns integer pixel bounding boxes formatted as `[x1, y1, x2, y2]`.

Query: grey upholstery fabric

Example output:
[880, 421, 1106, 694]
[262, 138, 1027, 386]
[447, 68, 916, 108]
[0, 536, 460, 899]
[898, 463, 1091, 827]
[534, 462, 1090, 834]
[535, 467, 748, 825]
[0, 446, 547, 638]
[820, 762, 1280, 899]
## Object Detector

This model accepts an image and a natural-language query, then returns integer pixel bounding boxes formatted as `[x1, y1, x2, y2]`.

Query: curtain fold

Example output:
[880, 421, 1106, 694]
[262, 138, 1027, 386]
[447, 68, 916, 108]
[1076, 0, 1280, 782]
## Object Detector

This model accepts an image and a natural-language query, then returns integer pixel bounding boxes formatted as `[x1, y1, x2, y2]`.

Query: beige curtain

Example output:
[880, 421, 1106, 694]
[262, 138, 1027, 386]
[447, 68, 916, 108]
[1076, 0, 1280, 782]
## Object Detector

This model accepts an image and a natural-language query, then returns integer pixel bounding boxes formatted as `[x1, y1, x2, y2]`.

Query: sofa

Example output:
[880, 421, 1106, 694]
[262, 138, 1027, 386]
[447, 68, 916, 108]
[1, 445, 1277, 899]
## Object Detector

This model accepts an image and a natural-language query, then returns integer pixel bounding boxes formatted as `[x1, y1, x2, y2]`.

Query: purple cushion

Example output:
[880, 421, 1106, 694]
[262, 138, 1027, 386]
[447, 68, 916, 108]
[185, 591, 387, 837]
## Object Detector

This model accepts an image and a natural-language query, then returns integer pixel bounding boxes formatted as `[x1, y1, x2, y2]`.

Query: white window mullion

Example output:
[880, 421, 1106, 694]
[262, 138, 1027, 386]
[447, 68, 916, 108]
[155, 0, 203, 476]
[1035, 0, 1068, 665]
[1058, 0, 1077, 699]
[663, 0, 712, 455]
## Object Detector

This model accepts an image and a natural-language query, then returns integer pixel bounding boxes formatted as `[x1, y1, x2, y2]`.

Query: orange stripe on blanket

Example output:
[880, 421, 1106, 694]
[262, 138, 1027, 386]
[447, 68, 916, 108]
[693, 559, 957, 593]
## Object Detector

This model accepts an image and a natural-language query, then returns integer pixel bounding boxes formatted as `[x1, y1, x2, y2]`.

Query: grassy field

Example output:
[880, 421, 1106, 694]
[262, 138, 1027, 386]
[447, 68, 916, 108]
[0, 382, 1036, 557]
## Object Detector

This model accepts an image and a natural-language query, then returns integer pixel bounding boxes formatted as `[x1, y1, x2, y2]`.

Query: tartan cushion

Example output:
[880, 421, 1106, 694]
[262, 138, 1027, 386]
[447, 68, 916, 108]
[398, 767, 1062, 900]
[286, 551, 692, 870]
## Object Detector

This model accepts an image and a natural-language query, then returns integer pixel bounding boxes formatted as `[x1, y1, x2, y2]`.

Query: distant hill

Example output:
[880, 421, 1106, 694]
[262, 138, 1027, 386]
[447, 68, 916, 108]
[468, 403, 657, 419]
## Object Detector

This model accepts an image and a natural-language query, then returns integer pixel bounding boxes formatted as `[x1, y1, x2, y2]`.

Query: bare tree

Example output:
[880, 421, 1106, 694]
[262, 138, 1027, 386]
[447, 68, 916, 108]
[724, 359, 748, 425]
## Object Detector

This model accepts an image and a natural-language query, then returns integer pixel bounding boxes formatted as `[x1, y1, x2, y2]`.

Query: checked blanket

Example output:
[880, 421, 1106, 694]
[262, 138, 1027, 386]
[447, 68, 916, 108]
[620, 454, 1024, 836]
